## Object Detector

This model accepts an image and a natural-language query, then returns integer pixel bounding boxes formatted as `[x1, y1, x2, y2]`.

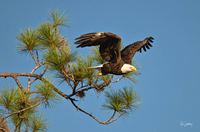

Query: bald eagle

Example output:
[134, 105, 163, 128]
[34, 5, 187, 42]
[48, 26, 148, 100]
[75, 32, 154, 75]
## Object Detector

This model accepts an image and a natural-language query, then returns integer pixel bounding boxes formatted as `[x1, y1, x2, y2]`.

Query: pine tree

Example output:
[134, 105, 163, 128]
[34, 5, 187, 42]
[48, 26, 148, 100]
[0, 11, 139, 131]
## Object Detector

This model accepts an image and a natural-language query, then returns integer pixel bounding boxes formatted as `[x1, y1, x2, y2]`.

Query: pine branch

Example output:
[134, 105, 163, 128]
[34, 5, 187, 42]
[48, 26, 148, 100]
[0, 73, 71, 100]
[69, 98, 121, 125]
[0, 72, 126, 125]
[0, 73, 41, 78]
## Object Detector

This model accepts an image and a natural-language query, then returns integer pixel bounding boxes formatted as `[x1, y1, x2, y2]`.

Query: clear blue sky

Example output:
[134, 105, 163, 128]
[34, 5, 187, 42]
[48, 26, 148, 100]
[0, 0, 200, 131]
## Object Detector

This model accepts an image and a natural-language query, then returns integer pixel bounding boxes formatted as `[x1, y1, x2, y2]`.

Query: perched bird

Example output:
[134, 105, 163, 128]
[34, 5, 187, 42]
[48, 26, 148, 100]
[75, 32, 154, 75]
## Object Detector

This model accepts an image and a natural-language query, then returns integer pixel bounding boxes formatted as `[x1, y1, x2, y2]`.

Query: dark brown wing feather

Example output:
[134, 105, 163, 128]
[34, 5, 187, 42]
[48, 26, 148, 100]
[121, 36, 154, 64]
[75, 32, 122, 62]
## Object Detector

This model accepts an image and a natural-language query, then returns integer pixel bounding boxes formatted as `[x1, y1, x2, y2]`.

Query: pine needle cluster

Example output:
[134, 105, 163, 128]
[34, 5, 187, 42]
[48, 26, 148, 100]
[36, 79, 59, 106]
[0, 88, 46, 131]
[17, 28, 41, 52]
[103, 88, 137, 113]
[45, 45, 72, 71]
[69, 56, 94, 80]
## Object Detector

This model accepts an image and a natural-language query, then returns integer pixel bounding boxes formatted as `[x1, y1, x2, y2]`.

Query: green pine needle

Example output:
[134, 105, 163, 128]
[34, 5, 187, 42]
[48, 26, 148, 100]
[121, 88, 137, 110]
[0, 88, 19, 110]
[17, 28, 41, 52]
[103, 88, 138, 113]
[36, 79, 59, 106]
[45, 45, 72, 71]
[50, 10, 66, 28]
[70, 56, 95, 80]
[37, 22, 61, 48]
[0, 88, 39, 127]
[30, 115, 47, 132]
[103, 90, 125, 112]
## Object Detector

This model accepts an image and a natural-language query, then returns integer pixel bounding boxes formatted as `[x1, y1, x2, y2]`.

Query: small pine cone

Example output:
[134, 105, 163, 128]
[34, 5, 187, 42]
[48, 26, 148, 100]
[76, 91, 85, 98]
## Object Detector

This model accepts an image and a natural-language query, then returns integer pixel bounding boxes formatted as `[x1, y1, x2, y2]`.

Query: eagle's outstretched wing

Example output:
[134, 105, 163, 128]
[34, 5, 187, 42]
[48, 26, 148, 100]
[121, 37, 154, 64]
[75, 32, 122, 62]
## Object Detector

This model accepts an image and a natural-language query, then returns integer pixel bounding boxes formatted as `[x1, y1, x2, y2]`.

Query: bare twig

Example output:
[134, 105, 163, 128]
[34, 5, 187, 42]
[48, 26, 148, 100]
[76, 84, 89, 91]
[68, 86, 93, 98]
[40, 65, 48, 76]
[29, 65, 48, 85]
[12, 76, 24, 91]
[27, 64, 42, 91]
[29, 50, 38, 65]
[61, 69, 74, 89]
[14, 119, 22, 132]
[35, 50, 40, 64]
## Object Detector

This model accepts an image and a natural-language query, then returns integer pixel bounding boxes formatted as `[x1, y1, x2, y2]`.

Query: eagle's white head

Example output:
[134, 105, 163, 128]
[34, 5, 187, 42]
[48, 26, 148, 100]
[121, 64, 137, 73]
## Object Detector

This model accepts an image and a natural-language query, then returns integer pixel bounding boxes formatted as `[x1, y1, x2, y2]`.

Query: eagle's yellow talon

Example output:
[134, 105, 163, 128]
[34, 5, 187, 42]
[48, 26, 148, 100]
[98, 72, 103, 76]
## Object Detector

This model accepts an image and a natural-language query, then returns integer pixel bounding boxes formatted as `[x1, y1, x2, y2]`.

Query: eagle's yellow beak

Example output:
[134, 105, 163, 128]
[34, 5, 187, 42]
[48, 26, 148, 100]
[131, 66, 137, 72]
